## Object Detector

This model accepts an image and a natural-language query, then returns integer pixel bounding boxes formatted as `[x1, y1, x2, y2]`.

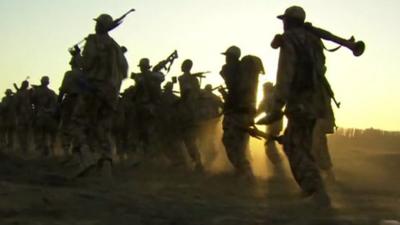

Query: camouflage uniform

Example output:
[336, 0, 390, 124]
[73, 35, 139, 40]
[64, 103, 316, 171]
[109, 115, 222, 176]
[257, 84, 283, 165]
[134, 59, 165, 154]
[312, 105, 335, 175]
[268, 6, 332, 201]
[71, 14, 128, 173]
[31, 78, 58, 156]
[197, 86, 223, 165]
[14, 82, 33, 153]
[120, 85, 140, 153]
[178, 60, 203, 170]
[157, 83, 186, 166]
[58, 54, 83, 155]
[0, 90, 16, 151]
[220, 47, 263, 178]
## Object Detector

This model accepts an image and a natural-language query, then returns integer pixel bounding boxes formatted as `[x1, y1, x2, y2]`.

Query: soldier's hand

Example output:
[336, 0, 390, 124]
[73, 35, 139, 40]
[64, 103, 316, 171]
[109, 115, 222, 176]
[256, 111, 283, 125]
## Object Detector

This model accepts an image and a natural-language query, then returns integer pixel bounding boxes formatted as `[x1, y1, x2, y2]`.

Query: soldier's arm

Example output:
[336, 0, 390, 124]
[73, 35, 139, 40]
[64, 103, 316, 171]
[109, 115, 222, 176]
[81, 35, 98, 72]
[273, 35, 297, 111]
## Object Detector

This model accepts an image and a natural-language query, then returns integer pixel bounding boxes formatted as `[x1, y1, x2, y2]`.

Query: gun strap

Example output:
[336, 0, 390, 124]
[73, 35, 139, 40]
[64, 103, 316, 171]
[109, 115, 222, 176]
[322, 42, 342, 52]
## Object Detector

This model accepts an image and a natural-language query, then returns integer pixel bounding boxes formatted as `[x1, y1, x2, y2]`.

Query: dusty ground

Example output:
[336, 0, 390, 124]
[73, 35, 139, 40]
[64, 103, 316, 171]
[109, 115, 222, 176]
[0, 139, 399, 225]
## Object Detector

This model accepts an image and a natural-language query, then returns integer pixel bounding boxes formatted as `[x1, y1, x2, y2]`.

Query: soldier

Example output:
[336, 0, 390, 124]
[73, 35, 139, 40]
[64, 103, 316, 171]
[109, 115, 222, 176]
[197, 84, 223, 166]
[132, 58, 165, 155]
[119, 85, 140, 156]
[256, 82, 284, 168]
[58, 49, 83, 156]
[259, 6, 332, 206]
[14, 80, 33, 153]
[31, 76, 58, 157]
[157, 82, 186, 167]
[0, 89, 16, 151]
[70, 13, 128, 178]
[312, 112, 336, 182]
[178, 59, 203, 171]
[220, 46, 264, 181]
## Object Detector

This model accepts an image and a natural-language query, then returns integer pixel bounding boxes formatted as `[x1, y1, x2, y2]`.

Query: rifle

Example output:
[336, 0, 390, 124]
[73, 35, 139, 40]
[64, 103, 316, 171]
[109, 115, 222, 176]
[153, 50, 178, 73]
[68, 8, 135, 53]
[192, 71, 211, 86]
[247, 126, 284, 144]
[322, 75, 341, 108]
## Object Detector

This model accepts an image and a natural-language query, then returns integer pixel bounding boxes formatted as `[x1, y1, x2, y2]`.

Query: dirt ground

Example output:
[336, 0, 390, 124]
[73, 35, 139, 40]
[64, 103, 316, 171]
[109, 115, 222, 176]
[0, 138, 399, 225]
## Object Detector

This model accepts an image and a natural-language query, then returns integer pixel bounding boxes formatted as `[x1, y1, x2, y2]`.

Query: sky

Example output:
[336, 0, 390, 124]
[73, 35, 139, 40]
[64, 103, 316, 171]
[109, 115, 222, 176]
[0, 0, 399, 131]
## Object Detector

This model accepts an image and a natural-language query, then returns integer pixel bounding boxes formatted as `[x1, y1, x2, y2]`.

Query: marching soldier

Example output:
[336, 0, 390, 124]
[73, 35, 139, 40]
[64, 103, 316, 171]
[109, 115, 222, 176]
[259, 6, 332, 206]
[58, 49, 83, 156]
[220, 46, 264, 181]
[132, 58, 165, 154]
[70, 13, 128, 179]
[14, 80, 33, 153]
[0, 89, 16, 151]
[178, 59, 203, 171]
[31, 76, 58, 157]
[256, 82, 284, 168]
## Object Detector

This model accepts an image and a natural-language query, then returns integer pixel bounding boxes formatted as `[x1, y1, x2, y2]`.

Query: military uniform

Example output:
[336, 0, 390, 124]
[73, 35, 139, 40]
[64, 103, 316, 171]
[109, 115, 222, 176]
[58, 57, 82, 155]
[220, 46, 263, 178]
[134, 67, 165, 154]
[197, 86, 223, 165]
[0, 91, 16, 151]
[178, 64, 203, 170]
[31, 79, 58, 156]
[257, 84, 283, 165]
[14, 84, 33, 153]
[70, 14, 128, 175]
[267, 6, 331, 205]
[157, 83, 186, 166]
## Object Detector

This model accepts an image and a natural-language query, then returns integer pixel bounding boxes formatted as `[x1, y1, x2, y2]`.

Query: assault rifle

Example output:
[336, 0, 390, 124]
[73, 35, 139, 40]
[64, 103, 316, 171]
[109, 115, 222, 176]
[247, 126, 284, 144]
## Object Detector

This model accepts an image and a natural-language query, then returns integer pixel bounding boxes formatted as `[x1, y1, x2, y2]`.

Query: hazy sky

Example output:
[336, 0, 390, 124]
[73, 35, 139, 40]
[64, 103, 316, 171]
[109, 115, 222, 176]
[0, 0, 399, 131]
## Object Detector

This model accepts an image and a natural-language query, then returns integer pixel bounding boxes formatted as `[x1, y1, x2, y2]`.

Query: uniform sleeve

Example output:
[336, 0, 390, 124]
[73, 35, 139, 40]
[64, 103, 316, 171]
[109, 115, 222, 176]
[273, 36, 297, 111]
[81, 35, 98, 72]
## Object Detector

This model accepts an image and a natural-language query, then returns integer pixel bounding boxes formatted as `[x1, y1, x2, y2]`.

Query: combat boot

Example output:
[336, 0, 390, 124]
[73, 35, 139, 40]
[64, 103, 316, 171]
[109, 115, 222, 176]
[311, 188, 331, 208]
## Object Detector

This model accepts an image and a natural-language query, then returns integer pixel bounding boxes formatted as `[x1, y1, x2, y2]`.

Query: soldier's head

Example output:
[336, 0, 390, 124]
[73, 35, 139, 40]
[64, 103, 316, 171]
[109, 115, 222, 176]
[181, 59, 193, 74]
[277, 6, 306, 31]
[205, 84, 212, 92]
[69, 54, 82, 69]
[5, 89, 13, 96]
[263, 82, 274, 95]
[21, 80, 29, 90]
[222, 46, 241, 64]
[138, 58, 151, 73]
[163, 82, 174, 93]
[40, 76, 50, 87]
[94, 14, 114, 34]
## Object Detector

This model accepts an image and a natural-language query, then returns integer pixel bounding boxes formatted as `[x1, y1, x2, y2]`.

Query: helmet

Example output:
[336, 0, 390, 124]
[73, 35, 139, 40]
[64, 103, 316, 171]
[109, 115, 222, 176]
[41, 76, 50, 86]
[138, 58, 151, 68]
[277, 6, 306, 22]
[94, 14, 114, 31]
[181, 59, 193, 72]
[221, 46, 241, 59]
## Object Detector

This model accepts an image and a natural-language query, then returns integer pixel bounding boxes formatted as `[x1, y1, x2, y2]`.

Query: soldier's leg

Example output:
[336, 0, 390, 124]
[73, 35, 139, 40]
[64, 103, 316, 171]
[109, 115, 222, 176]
[222, 114, 253, 177]
[182, 127, 203, 170]
[70, 94, 99, 173]
[265, 139, 282, 165]
[37, 129, 48, 156]
[283, 118, 330, 206]
[17, 125, 29, 153]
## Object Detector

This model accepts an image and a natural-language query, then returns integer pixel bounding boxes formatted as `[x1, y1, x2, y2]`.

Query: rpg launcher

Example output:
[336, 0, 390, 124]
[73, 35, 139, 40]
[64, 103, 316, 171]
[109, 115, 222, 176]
[271, 22, 365, 57]
[153, 50, 178, 73]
